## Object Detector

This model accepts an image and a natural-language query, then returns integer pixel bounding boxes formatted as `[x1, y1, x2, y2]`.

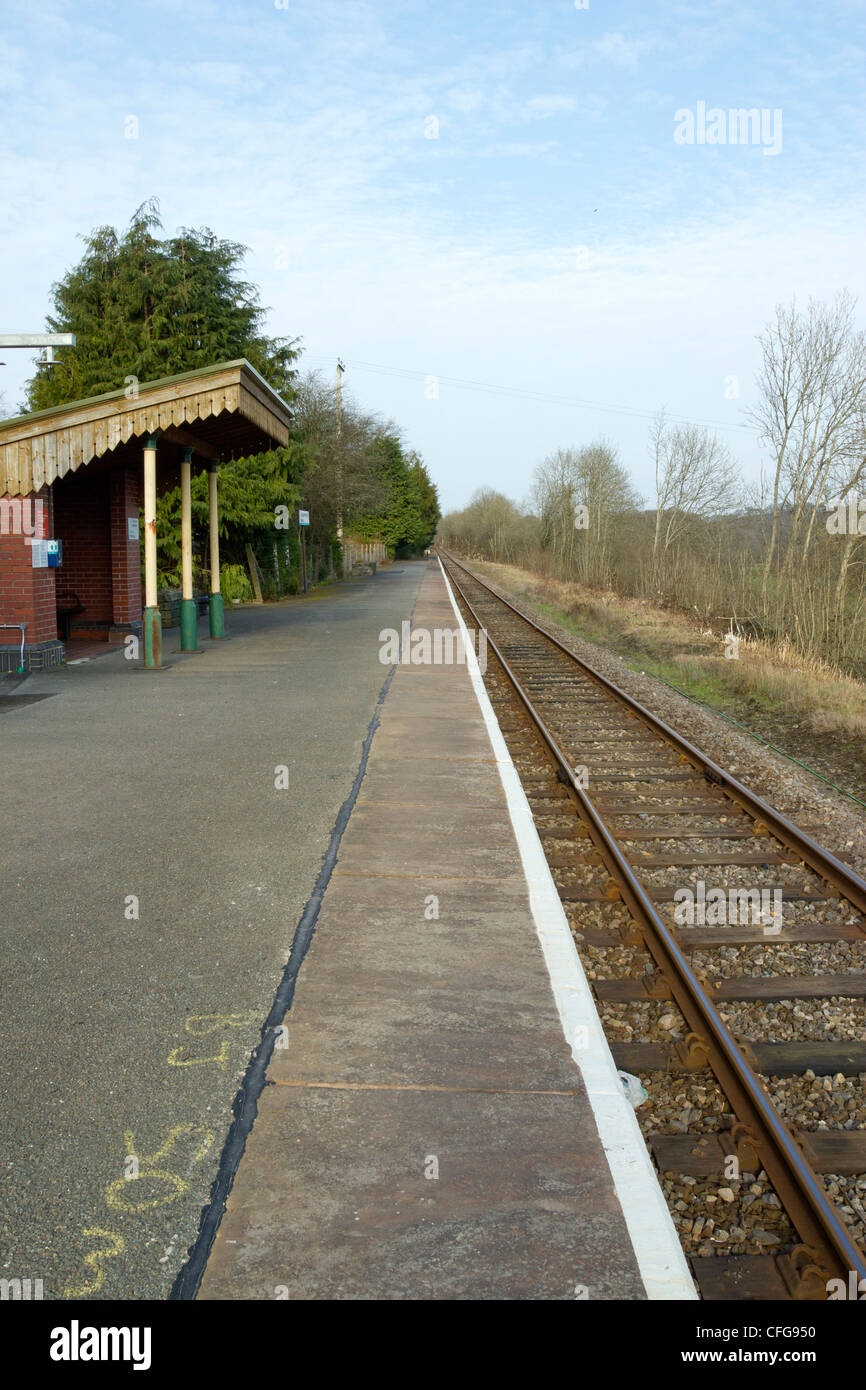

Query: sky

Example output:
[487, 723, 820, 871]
[1, 0, 864, 513]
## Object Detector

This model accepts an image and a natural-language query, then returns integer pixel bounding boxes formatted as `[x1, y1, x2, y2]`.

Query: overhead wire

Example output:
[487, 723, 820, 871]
[302, 353, 751, 434]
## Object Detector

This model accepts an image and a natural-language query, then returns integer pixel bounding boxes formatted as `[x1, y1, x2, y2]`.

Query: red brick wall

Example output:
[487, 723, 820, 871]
[0, 488, 57, 644]
[52, 472, 113, 623]
[109, 468, 142, 624]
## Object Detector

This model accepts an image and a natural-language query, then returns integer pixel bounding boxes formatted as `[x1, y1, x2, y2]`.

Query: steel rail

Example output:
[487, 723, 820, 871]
[441, 551, 866, 918]
[441, 551, 866, 1297]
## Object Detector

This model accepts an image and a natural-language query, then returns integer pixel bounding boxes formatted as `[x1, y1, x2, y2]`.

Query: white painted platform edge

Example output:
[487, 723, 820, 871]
[439, 560, 697, 1302]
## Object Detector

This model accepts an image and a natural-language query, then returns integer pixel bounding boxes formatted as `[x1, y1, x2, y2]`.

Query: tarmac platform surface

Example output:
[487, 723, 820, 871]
[0, 564, 427, 1299]
[198, 565, 661, 1300]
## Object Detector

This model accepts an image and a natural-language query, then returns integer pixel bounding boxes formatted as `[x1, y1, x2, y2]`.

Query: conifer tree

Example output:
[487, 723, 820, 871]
[25, 198, 299, 410]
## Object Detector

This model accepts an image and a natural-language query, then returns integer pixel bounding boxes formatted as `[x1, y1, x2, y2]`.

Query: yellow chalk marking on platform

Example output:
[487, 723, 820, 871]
[105, 1168, 187, 1211]
[105, 1124, 215, 1211]
[166, 1011, 260, 1069]
[168, 1040, 232, 1070]
[62, 1228, 125, 1298]
[184, 1011, 259, 1036]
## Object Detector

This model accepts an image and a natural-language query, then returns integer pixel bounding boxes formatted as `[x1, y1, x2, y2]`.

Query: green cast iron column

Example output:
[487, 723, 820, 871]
[179, 447, 199, 651]
[208, 461, 225, 639]
[142, 433, 163, 668]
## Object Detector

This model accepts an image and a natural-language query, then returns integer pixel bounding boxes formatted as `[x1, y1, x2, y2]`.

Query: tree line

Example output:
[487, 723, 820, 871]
[21, 199, 440, 596]
[438, 293, 866, 676]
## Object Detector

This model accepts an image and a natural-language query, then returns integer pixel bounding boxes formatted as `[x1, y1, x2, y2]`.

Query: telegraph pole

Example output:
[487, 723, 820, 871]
[336, 358, 345, 546]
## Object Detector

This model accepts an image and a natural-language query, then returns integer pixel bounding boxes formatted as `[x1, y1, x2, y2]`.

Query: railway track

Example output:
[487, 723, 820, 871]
[439, 550, 866, 1301]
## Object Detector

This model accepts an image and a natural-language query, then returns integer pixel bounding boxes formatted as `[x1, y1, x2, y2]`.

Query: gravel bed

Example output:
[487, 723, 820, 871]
[637, 1071, 732, 1134]
[553, 866, 617, 891]
[613, 814, 747, 831]
[636, 1072, 866, 1248]
[553, 870, 610, 891]
[580, 941, 652, 977]
[657, 901, 862, 930]
[567, 903, 634, 932]
[637, 864, 819, 889]
[600, 999, 690, 1044]
[659, 1175, 798, 1259]
[576, 939, 866, 982]
[816, 1178, 866, 1242]
[690, 943, 866, 978]
[718, 997, 865, 1042]
[765, 1071, 866, 1129]
[627, 834, 769, 850]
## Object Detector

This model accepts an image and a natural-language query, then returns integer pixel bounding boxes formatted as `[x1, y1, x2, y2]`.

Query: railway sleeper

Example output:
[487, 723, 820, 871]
[594, 972, 866, 1002]
[652, 1130, 866, 1178]
[557, 882, 833, 904]
[690, 1254, 833, 1301]
[576, 923, 865, 947]
[612, 1040, 866, 1076]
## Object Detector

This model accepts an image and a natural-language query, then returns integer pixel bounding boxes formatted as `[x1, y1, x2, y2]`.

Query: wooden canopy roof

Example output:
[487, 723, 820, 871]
[0, 359, 292, 497]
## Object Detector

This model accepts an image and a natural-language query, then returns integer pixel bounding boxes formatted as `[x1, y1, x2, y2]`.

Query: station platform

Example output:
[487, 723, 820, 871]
[198, 563, 694, 1300]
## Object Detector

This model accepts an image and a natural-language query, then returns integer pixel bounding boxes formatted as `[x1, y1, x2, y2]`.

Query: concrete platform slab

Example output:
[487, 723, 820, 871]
[378, 683, 480, 715]
[334, 801, 515, 878]
[197, 1085, 643, 1300]
[356, 757, 510, 807]
[266, 879, 581, 1091]
[271, 871, 533, 968]
[371, 712, 495, 758]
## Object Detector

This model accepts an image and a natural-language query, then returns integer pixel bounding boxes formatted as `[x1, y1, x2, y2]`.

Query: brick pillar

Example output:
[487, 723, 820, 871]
[109, 468, 142, 637]
[0, 488, 63, 672]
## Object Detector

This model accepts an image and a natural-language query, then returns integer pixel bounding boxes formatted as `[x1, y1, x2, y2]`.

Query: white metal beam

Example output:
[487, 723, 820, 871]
[0, 334, 76, 347]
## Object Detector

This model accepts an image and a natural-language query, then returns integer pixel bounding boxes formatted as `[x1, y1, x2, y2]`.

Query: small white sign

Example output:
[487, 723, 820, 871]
[298, 509, 310, 527]
[127, 517, 140, 540]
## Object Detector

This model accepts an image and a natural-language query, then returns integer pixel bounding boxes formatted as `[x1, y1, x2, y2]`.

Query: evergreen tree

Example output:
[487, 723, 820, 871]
[25, 198, 299, 410]
[408, 450, 441, 549]
[354, 436, 440, 556]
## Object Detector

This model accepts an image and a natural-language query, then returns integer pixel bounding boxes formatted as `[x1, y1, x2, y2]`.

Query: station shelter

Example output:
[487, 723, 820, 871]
[0, 360, 291, 671]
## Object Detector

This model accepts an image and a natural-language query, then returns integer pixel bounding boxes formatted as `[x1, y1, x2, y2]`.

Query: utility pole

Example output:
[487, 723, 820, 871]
[336, 358, 345, 546]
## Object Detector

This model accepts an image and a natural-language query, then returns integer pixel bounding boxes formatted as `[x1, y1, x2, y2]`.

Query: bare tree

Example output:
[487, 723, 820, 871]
[532, 449, 578, 572]
[650, 413, 740, 584]
[290, 371, 391, 531]
[826, 402, 866, 643]
[437, 488, 532, 564]
[531, 441, 641, 584]
[749, 293, 866, 603]
[570, 441, 642, 584]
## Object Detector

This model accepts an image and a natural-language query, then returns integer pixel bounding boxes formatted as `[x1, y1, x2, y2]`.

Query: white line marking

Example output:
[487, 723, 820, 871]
[439, 559, 697, 1301]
